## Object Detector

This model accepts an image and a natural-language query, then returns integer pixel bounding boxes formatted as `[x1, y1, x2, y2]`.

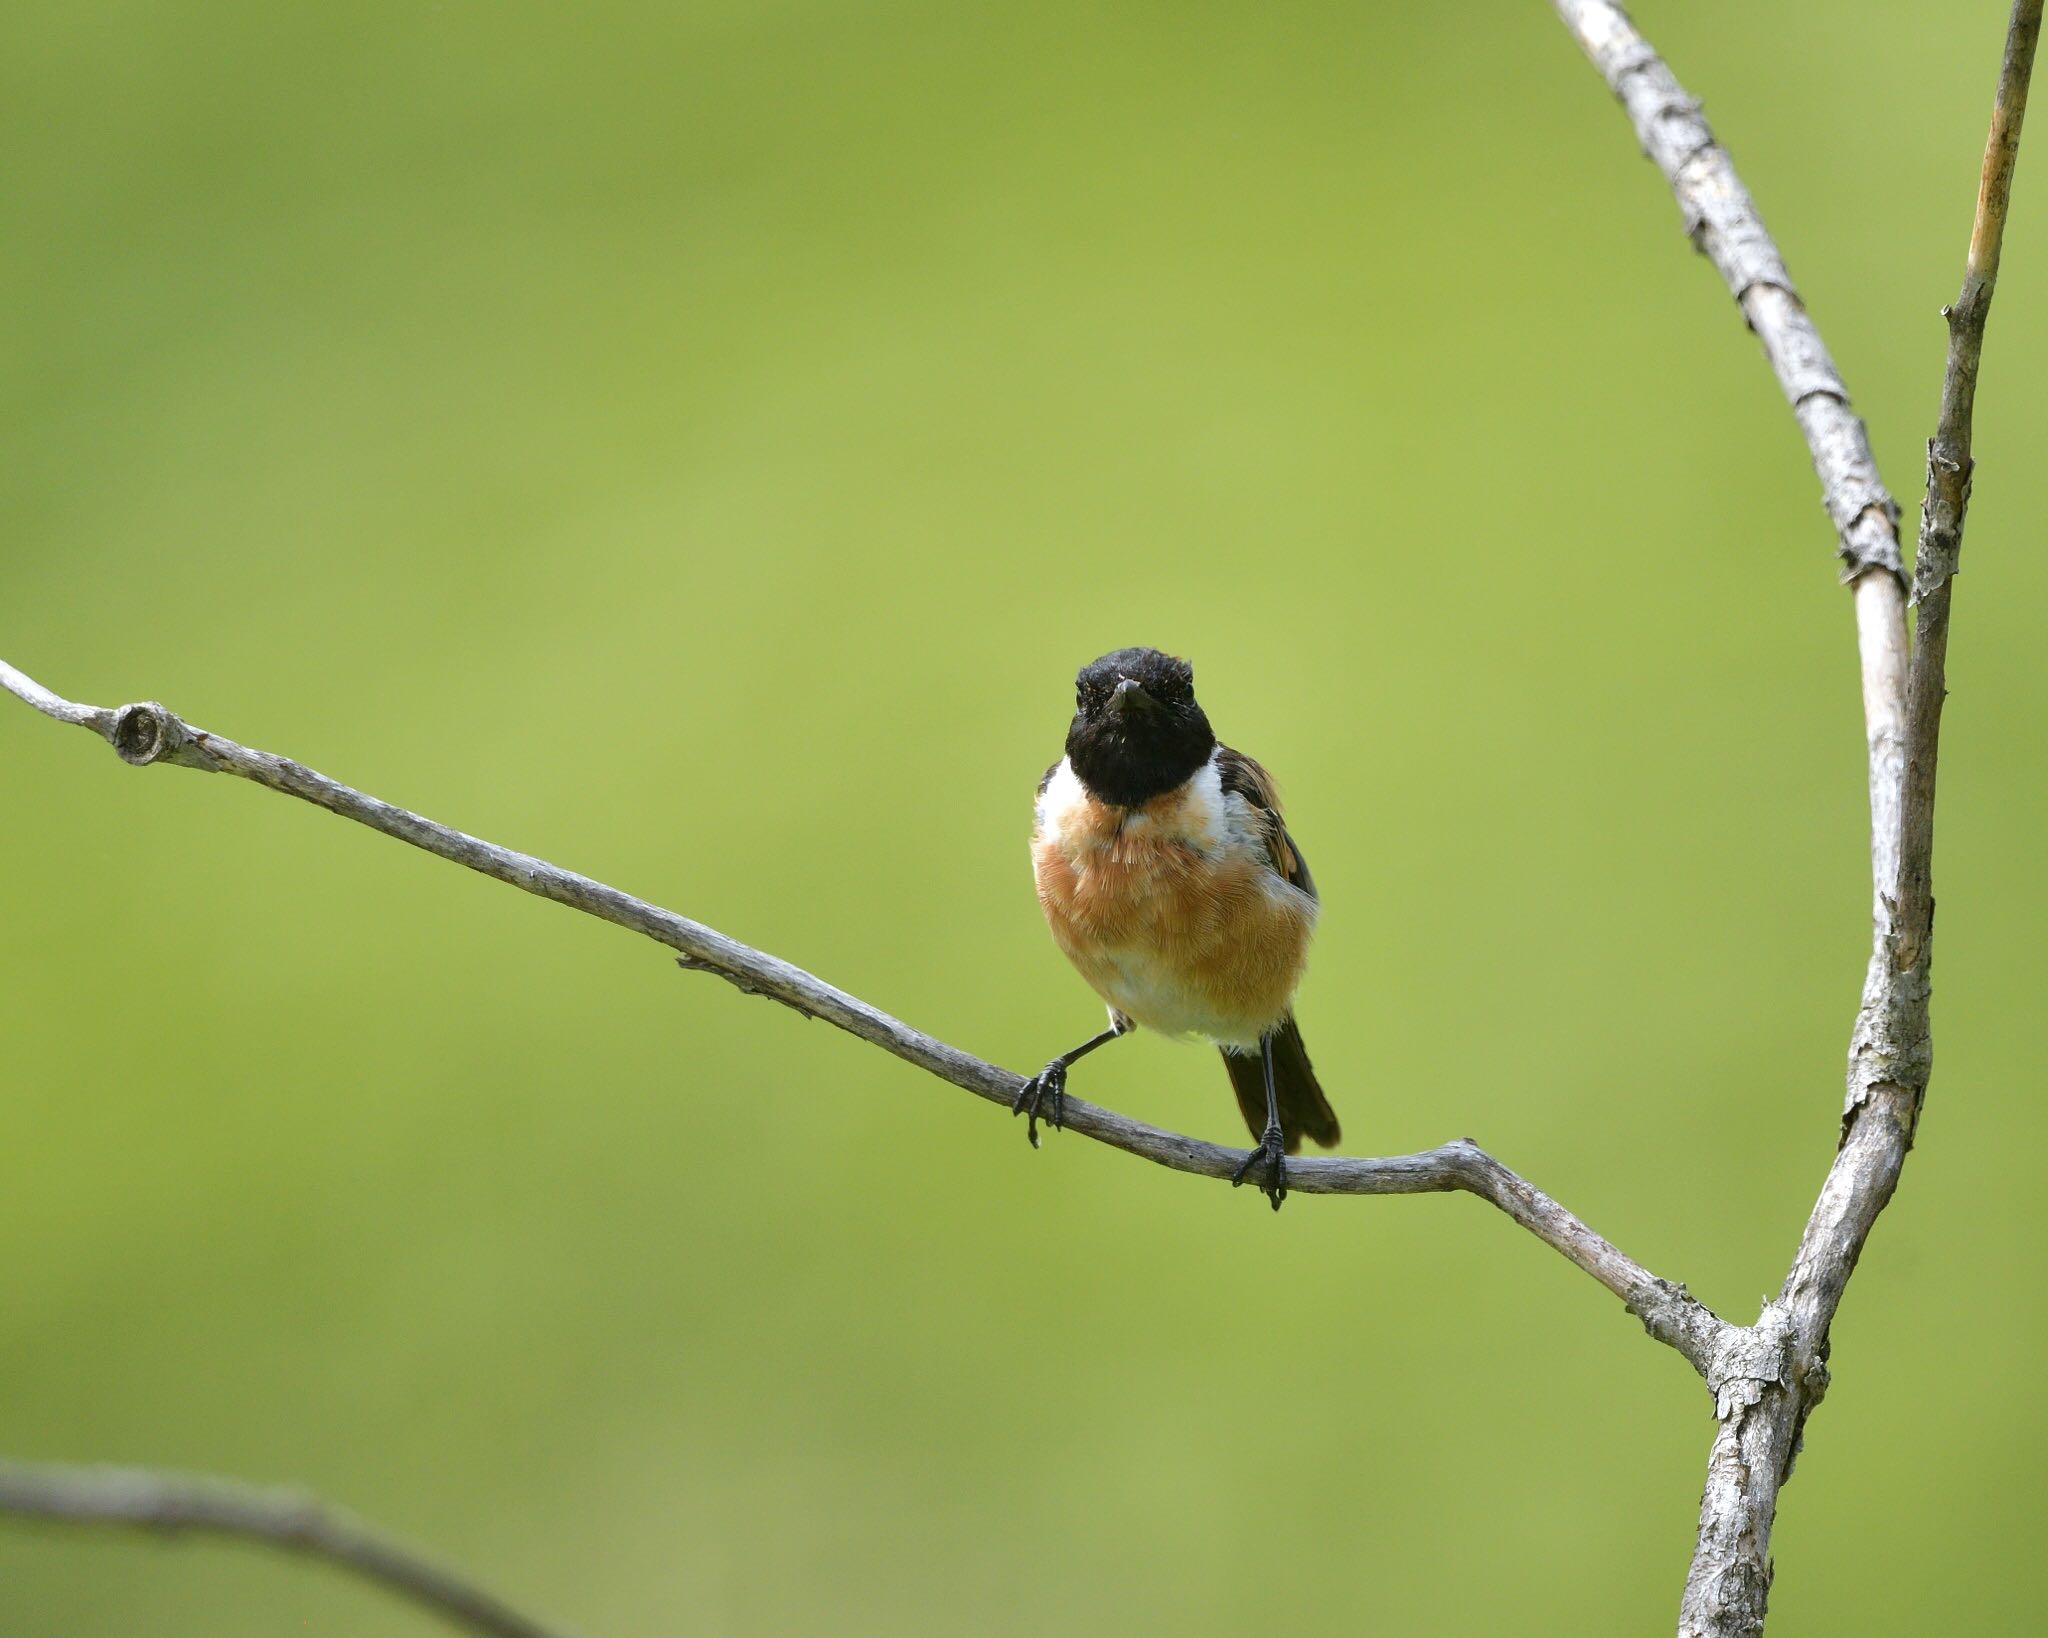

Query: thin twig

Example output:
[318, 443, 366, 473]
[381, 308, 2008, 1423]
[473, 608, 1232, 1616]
[0, 657, 1730, 1376]
[0, 1460, 572, 1638]
[1895, 0, 2043, 976]
[1553, 2, 2038, 1633]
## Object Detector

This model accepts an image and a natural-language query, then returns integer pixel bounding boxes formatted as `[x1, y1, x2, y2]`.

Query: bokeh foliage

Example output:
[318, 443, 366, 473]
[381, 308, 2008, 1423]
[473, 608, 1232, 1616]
[4, 2, 2045, 1631]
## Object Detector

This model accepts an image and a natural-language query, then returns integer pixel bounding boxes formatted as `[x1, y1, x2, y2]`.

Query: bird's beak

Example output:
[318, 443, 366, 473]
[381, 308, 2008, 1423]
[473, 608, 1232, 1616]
[1110, 677, 1156, 715]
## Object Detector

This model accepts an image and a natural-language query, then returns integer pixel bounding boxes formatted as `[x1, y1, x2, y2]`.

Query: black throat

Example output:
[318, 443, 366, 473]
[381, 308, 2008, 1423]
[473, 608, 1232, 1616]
[1065, 716, 1214, 808]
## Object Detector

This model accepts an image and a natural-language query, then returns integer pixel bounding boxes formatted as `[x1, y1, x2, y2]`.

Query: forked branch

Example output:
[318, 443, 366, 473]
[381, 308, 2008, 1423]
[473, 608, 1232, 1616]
[1552, 1, 2040, 1633]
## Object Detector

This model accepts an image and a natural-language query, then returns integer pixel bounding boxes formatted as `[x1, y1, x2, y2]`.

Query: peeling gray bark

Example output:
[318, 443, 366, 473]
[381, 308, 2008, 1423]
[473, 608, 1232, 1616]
[1552, 3, 2040, 1633]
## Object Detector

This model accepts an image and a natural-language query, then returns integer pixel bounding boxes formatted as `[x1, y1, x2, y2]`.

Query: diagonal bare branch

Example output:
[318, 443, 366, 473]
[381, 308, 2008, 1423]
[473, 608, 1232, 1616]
[0, 656, 1730, 1376]
[0, 1459, 571, 1638]
[1550, 0, 1915, 955]
[1550, 0, 1905, 592]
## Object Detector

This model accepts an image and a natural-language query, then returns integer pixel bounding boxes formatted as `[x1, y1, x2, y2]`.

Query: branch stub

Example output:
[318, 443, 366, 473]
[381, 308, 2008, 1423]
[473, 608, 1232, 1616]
[110, 702, 180, 766]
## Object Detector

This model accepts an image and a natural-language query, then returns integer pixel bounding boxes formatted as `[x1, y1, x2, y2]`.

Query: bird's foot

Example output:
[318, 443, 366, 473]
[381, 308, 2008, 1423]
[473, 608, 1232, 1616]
[1011, 1060, 1069, 1149]
[1231, 1123, 1288, 1211]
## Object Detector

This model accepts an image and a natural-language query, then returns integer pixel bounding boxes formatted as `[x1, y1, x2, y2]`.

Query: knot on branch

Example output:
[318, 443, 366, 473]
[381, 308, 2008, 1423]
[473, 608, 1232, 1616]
[1913, 444, 1973, 601]
[108, 702, 186, 767]
[1835, 505, 1906, 586]
[1944, 277, 1994, 336]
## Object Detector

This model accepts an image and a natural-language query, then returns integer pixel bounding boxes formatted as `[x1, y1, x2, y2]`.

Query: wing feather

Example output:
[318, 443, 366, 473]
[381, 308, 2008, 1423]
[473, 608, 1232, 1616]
[1214, 745, 1315, 899]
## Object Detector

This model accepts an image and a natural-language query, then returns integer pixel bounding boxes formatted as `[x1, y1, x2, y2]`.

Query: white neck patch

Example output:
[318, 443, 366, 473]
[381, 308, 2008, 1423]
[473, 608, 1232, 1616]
[1036, 749, 1235, 854]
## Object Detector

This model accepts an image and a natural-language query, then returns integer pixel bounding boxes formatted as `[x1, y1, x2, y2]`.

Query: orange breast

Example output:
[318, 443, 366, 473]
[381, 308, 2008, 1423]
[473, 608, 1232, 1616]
[1032, 778, 1313, 1046]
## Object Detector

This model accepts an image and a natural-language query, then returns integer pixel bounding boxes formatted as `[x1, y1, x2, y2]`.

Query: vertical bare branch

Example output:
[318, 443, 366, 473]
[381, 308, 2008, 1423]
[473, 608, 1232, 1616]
[1555, 2, 2040, 1632]
[1688, 6, 2040, 1635]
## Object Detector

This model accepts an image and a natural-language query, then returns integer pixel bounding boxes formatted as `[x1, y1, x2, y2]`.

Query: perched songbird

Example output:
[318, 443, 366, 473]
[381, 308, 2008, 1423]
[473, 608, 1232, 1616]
[1024, 647, 1338, 1207]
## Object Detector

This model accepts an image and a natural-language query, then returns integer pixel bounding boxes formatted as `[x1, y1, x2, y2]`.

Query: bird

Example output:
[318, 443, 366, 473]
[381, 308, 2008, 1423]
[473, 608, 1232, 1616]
[1023, 646, 1338, 1208]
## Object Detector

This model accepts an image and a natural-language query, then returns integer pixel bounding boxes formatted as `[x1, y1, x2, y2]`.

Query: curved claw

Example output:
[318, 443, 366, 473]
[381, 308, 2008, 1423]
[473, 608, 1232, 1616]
[1011, 1061, 1069, 1149]
[1230, 1126, 1289, 1210]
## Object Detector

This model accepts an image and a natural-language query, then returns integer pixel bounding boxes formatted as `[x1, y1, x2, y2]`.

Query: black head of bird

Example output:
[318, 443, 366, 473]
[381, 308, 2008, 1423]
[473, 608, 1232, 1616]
[1064, 646, 1216, 808]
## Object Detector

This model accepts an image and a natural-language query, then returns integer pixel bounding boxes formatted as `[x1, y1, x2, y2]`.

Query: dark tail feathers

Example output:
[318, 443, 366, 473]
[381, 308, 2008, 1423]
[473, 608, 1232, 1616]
[1221, 1016, 1340, 1153]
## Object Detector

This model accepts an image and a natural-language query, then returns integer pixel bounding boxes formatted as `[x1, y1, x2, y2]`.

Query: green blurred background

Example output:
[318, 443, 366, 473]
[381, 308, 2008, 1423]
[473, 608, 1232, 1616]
[3, 2, 2042, 1632]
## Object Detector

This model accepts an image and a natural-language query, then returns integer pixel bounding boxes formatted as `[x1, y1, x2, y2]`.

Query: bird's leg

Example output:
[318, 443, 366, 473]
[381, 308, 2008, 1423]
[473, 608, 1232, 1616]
[1229, 1032, 1288, 1210]
[1014, 1021, 1127, 1148]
